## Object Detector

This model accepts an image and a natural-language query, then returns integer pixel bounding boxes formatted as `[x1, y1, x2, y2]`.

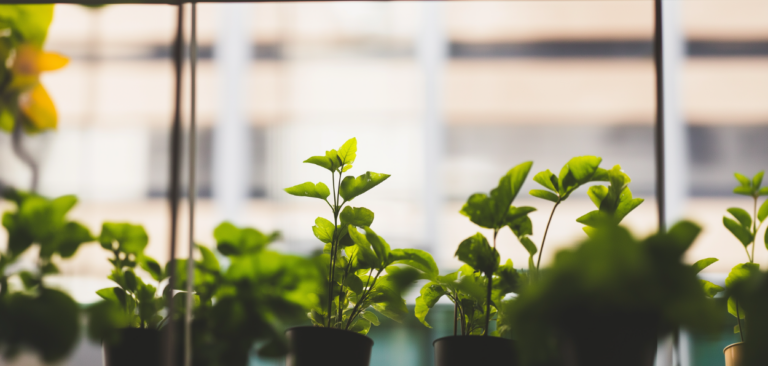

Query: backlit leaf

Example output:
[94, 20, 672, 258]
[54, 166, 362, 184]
[312, 217, 335, 243]
[753, 171, 764, 189]
[529, 189, 559, 203]
[733, 186, 753, 196]
[304, 156, 333, 171]
[339, 172, 390, 202]
[735, 173, 751, 187]
[284, 182, 330, 200]
[532, 170, 557, 192]
[389, 249, 438, 280]
[340, 206, 374, 228]
[691, 258, 718, 274]
[455, 233, 499, 276]
[459, 193, 495, 228]
[727, 208, 752, 229]
[700, 280, 724, 298]
[414, 282, 446, 328]
[338, 137, 357, 166]
[588, 185, 609, 208]
[758, 199, 768, 222]
[723, 217, 753, 247]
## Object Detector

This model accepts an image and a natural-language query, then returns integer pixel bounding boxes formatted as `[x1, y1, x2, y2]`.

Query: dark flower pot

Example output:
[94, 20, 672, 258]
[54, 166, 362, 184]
[433, 336, 519, 366]
[286, 326, 373, 366]
[558, 313, 657, 366]
[103, 328, 162, 366]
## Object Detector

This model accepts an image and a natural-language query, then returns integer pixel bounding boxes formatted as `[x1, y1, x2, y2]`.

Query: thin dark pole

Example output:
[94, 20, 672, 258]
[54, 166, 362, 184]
[164, 2, 184, 366]
[653, 0, 666, 234]
[184, 3, 198, 366]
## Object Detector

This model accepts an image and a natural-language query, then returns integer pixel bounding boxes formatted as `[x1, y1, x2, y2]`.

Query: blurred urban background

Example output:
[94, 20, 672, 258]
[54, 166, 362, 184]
[0, 1, 766, 365]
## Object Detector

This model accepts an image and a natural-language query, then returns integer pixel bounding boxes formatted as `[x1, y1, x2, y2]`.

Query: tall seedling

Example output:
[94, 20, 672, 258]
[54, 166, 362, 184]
[723, 171, 768, 337]
[529, 156, 608, 271]
[286, 138, 406, 330]
[458, 161, 534, 334]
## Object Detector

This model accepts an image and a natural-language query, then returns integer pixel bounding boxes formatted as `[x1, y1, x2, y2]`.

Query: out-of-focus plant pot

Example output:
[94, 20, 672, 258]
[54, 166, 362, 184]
[285, 326, 373, 366]
[559, 314, 657, 366]
[433, 336, 518, 366]
[724, 342, 745, 366]
[103, 328, 161, 366]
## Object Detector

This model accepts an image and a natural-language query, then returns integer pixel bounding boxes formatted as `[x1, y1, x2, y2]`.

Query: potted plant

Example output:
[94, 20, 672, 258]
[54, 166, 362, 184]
[415, 161, 534, 366]
[507, 222, 720, 366]
[726, 268, 768, 366]
[183, 222, 323, 366]
[720, 171, 768, 365]
[92, 222, 169, 366]
[0, 189, 93, 363]
[284, 137, 437, 366]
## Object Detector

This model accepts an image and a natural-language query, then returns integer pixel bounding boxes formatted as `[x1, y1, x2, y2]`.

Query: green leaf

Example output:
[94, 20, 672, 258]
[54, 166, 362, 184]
[304, 156, 334, 171]
[753, 171, 764, 189]
[727, 208, 752, 229]
[615, 198, 644, 224]
[566, 156, 603, 183]
[576, 210, 610, 228]
[529, 189, 559, 203]
[700, 280, 724, 298]
[734, 186, 753, 196]
[100, 222, 148, 255]
[414, 282, 446, 328]
[758, 199, 768, 223]
[348, 226, 382, 269]
[344, 274, 364, 294]
[725, 263, 760, 289]
[508, 214, 533, 238]
[339, 172, 390, 202]
[735, 173, 751, 187]
[588, 185, 609, 208]
[56, 222, 93, 258]
[532, 170, 557, 192]
[196, 245, 220, 272]
[312, 217, 335, 244]
[0, 5, 54, 47]
[505, 161, 533, 204]
[349, 318, 371, 335]
[519, 237, 538, 256]
[459, 193, 495, 229]
[338, 137, 357, 167]
[455, 233, 499, 276]
[667, 221, 702, 252]
[361, 311, 380, 326]
[96, 287, 128, 308]
[728, 296, 746, 320]
[284, 182, 330, 200]
[325, 150, 342, 171]
[691, 258, 718, 275]
[138, 256, 163, 282]
[123, 270, 137, 292]
[388, 249, 438, 280]
[760, 187, 768, 196]
[360, 226, 391, 266]
[369, 286, 408, 322]
[723, 217, 754, 247]
[340, 206, 374, 228]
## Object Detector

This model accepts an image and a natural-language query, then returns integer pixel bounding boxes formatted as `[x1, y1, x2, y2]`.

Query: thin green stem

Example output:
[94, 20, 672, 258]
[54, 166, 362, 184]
[345, 269, 380, 330]
[453, 296, 458, 336]
[736, 301, 745, 343]
[536, 200, 561, 270]
[326, 172, 338, 328]
[484, 230, 498, 336]
[752, 196, 757, 263]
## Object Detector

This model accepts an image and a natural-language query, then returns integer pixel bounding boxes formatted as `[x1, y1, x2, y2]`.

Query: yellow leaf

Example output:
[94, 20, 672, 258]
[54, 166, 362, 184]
[38, 52, 68, 72]
[20, 84, 57, 130]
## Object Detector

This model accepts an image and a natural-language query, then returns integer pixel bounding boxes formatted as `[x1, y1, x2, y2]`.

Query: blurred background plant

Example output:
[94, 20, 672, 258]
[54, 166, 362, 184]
[0, 5, 68, 192]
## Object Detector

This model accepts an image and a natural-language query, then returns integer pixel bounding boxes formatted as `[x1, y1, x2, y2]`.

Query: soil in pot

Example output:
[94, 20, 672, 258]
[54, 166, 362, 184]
[724, 342, 744, 366]
[286, 326, 373, 366]
[558, 312, 657, 366]
[103, 328, 162, 366]
[433, 336, 519, 366]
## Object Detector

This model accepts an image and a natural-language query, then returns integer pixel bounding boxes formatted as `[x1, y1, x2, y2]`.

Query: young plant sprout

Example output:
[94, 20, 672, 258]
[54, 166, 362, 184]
[723, 171, 768, 338]
[285, 137, 436, 333]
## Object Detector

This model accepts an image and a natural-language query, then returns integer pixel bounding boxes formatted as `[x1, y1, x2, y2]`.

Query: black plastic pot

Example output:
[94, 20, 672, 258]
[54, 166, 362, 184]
[558, 313, 657, 366]
[103, 328, 162, 366]
[433, 336, 519, 366]
[286, 326, 373, 366]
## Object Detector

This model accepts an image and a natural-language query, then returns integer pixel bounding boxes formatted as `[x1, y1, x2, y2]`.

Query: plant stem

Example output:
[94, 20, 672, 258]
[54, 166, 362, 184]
[327, 172, 338, 328]
[484, 230, 498, 336]
[453, 297, 458, 336]
[536, 200, 561, 270]
[752, 196, 757, 263]
[337, 257, 353, 328]
[345, 269, 380, 330]
[11, 116, 39, 193]
[736, 301, 744, 342]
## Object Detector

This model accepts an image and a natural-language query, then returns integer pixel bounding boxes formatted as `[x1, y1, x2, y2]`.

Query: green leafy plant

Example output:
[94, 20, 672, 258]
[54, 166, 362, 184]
[727, 268, 768, 365]
[723, 171, 768, 337]
[182, 222, 323, 364]
[456, 161, 534, 334]
[285, 137, 434, 334]
[529, 156, 608, 271]
[95, 223, 168, 330]
[507, 222, 720, 365]
[575, 165, 644, 236]
[0, 189, 93, 362]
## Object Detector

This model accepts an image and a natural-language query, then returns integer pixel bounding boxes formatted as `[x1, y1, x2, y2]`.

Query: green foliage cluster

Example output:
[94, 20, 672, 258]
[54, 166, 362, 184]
[727, 269, 768, 365]
[94, 223, 168, 330]
[507, 222, 720, 365]
[184, 222, 323, 365]
[285, 138, 435, 335]
[722, 171, 768, 337]
[0, 189, 93, 362]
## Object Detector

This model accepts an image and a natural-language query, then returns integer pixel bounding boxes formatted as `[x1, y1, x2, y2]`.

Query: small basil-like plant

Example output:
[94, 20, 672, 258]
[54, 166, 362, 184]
[455, 162, 534, 334]
[723, 171, 768, 337]
[529, 156, 608, 272]
[285, 137, 435, 333]
[0, 190, 93, 362]
[95, 223, 168, 329]
[576, 164, 644, 236]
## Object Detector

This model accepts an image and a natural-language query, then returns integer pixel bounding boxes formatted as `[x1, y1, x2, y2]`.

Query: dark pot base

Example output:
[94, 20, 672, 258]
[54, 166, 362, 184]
[433, 336, 519, 366]
[286, 326, 373, 366]
[103, 328, 162, 366]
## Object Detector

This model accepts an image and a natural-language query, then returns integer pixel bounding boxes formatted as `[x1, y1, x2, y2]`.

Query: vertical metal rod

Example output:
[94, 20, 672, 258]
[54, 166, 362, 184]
[653, 0, 666, 234]
[184, 3, 198, 366]
[165, 2, 184, 366]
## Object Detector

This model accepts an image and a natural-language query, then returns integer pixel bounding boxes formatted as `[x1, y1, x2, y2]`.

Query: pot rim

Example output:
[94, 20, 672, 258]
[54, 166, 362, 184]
[286, 326, 373, 346]
[432, 335, 513, 347]
[723, 342, 744, 354]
